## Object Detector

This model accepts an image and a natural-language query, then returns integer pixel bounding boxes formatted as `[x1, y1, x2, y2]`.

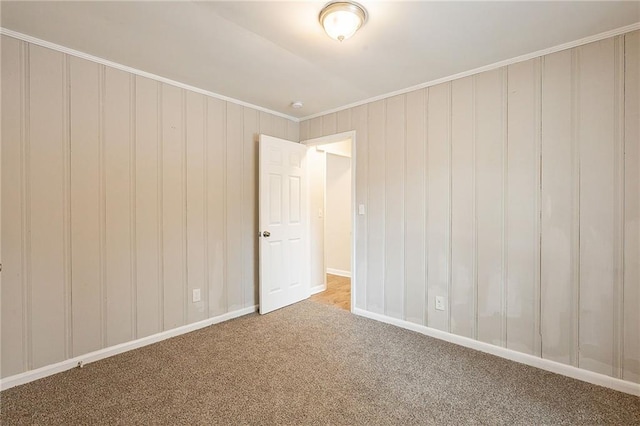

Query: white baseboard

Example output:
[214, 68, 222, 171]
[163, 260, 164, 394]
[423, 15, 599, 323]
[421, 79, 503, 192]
[326, 268, 351, 278]
[310, 284, 327, 295]
[0, 305, 258, 391]
[353, 308, 640, 397]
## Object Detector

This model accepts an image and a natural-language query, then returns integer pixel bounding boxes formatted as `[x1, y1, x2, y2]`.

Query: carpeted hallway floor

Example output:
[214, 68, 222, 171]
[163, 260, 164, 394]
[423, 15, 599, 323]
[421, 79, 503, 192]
[1, 300, 639, 425]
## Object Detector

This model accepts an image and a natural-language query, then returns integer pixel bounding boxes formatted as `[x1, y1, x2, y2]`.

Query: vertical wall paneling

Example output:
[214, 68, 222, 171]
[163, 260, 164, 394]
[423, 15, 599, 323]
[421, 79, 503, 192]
[226, 103, 244, 311]
[426, 83, 451, 331]
[135, 76, 161, 338]
[287, 120, 299, 142]
[475, 69, 505, 346]
[506, 58, 541, 355]
[570, 49, 581, 368]
[613, 36, 625, 379]
[71, 59, 103, 354]
[502, 70, 509, 347]
[273, 116, 288, 140]
[404, 89, 427, 325]
[541, 49, 576, 365]
[129, 75, 137, 339]
[309, 116, 323, 139]
[267, 115, 277, 139]
[161, 84, 186, 330]
[578, 39, 616, 376]
[1, 36, 25, 376]
[70, 56, 102, 356]
[297, 30, 638, 386]
[243, 107, 259, 307]
[336, 109, 351, 133]
[29, 45, 67, 368]
[258, 111, 273, 137]
[624, 30, 640, 384]
[299, 119, 309, 141]
[3, 31, 639, 388]
[207, 98, 227, 317]
[104, 67, 133, 346]
[352, 105, 368, 310]
[451, 77, 475, 338]
[63, 54, 72, 359]
[323, 112, 337, 136]
[366, 100, 386, 313]
[186, 91, 206, 323]
[384, 95, 406, 319]
[1, 37, 302, 379]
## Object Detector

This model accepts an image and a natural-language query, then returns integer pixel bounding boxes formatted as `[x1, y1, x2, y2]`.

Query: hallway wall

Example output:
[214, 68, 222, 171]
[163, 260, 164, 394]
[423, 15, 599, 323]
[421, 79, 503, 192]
[325, 153, 352, 276]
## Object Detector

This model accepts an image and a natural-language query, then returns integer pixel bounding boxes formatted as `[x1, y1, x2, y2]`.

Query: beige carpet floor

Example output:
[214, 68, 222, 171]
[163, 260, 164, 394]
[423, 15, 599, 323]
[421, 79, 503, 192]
[1, 300, 639, 425]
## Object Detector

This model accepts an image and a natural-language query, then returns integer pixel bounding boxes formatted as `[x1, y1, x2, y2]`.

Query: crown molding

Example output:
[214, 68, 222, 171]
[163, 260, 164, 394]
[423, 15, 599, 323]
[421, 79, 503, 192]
[0, 27, 300, 122]
[299, 21, 640, 121]
[3, 22, 639, 124]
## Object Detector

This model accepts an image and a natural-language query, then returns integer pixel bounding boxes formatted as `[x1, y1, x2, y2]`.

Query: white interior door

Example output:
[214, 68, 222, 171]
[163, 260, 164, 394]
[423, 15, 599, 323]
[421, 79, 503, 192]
[259, 134, 309, 314]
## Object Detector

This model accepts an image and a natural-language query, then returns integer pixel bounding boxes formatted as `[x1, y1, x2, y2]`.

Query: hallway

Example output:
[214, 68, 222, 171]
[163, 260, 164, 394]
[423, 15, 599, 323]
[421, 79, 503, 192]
[310, 274, 350, 311]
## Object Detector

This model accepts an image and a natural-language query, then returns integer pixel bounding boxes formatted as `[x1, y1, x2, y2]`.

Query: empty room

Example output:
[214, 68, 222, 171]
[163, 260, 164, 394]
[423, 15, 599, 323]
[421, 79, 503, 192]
[1, 1, 639, 424]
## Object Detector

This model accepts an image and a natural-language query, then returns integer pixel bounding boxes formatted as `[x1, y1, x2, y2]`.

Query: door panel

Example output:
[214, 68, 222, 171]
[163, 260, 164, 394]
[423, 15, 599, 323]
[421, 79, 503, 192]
[259, 135, 309, 314]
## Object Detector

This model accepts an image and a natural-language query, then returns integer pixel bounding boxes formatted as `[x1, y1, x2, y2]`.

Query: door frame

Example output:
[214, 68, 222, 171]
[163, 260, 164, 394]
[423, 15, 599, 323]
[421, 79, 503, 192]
[301, 131, 357, 312]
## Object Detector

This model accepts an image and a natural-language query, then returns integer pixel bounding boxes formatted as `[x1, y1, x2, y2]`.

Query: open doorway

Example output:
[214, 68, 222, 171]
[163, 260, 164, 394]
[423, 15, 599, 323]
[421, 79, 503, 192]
[302, 132, 355, 312]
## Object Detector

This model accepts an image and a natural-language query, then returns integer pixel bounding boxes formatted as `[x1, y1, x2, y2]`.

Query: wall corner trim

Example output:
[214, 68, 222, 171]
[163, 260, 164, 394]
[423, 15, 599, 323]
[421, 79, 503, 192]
[0, 27, 299, 123]
[0, 305, 258, 391]
[352, 308, 640, 397]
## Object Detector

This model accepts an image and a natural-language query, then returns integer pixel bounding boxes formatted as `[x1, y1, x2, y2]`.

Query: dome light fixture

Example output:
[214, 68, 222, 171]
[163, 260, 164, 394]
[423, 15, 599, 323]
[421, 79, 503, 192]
[319, 1, 367, 42]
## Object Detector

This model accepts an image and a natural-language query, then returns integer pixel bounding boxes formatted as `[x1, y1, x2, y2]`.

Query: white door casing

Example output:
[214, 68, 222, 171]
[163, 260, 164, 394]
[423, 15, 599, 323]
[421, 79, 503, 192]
[259, 134, 309, 314]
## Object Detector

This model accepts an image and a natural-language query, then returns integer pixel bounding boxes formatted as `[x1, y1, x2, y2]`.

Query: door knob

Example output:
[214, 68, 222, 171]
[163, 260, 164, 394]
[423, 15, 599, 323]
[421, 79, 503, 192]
[263, 231, 271, 237]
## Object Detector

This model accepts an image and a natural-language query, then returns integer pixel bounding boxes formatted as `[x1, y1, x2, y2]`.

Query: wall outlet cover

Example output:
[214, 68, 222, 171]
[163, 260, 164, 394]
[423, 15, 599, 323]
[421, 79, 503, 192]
[435, 296, 445, 311]
[192, 289, 201, 303]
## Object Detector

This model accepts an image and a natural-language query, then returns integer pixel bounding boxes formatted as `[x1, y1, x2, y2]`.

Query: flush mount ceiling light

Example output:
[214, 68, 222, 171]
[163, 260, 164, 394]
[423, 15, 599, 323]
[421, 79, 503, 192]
[319, 1, 367, 42]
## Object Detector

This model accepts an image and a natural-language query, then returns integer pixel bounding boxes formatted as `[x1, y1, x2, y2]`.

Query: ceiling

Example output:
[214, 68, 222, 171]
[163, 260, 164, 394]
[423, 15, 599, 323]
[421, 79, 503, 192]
[2, 1, 638, 119]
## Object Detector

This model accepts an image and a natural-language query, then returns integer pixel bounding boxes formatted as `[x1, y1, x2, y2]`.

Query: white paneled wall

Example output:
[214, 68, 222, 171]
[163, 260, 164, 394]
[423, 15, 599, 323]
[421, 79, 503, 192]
[450, 77, 474, 339]
[0, 35, 298, 378]
[427, 83, 451, 333]
[506, 58, 541, 356]
[624, 30, 640, 385]
[300, 31, 640, 384]
[404, 89, 427, 326]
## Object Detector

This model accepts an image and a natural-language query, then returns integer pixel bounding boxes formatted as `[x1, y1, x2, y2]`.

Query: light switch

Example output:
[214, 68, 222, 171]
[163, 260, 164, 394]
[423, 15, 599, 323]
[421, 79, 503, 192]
[192, 289, 201, 303]
[358, 204, 366, 215]
[318, 208, 323, 218]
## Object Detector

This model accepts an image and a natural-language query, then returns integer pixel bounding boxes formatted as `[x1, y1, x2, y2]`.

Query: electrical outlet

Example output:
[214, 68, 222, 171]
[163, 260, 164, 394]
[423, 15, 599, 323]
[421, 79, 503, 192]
[192, 288, 201, 303]
[358, 204, 366, 215]
[435, 296, 445, 311]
